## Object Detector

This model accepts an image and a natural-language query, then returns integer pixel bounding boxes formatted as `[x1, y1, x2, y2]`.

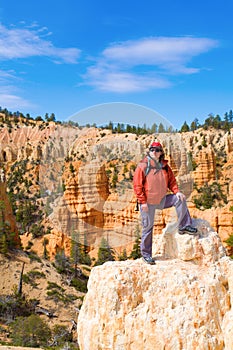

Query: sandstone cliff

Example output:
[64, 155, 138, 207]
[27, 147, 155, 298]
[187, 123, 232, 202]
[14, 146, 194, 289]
[77, 219, 233, 350]
[0, 114, 233, 258]
[0, 181, 20, 246]
[46, 127, 233, 258]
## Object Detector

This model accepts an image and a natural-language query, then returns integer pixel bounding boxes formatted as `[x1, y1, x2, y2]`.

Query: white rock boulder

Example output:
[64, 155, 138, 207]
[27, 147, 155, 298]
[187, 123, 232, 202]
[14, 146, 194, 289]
[77, 220, 233, 350]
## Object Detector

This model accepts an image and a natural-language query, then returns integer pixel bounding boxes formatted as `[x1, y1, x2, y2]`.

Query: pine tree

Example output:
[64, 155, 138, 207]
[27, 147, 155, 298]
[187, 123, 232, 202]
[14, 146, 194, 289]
[223, 112, 230, 130]
[126, 124, 132, 133]
[190, 118, 199, 131]
[83, 232, 91, 265]
[180, 121, 190, 133]
[229, 110, 233, 123]
[151, 123, 157, 133]
[70, 232, 81, 277]
[94, 237, 115, 266]
[10, 314, 51, 347]
[108, 121, 113, 131]
[118, 248, 128, 261]
[54, 250, 70, 273]
[158, 123, 165, 133]
[0, 200, 15, 254]
[43, 238, 49, 259]
[202, 135, 207, 147]
[129, 225, 141, 259]
[70, 231, 91, 268]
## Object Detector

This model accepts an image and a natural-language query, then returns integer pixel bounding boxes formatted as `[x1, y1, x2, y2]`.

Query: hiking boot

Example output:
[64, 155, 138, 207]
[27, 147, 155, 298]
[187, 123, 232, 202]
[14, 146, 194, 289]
[142, 256, 156, 265]
[179, 225, 198, 235]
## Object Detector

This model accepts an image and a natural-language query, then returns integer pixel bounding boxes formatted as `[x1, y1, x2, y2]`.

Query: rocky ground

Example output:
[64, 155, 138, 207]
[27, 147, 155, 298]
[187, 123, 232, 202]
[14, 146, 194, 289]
[0, 347, 43, 350]
[0, 250, 86, 346]
[78, 219, 233, 350]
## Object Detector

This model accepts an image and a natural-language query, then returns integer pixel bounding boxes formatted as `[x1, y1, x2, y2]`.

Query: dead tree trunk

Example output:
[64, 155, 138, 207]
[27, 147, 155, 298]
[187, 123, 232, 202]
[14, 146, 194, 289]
[17, 262, 25, 296]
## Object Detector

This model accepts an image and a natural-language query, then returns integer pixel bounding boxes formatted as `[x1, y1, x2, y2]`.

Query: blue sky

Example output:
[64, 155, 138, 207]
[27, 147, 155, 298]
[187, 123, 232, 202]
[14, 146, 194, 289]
[0, 0, 232, 129]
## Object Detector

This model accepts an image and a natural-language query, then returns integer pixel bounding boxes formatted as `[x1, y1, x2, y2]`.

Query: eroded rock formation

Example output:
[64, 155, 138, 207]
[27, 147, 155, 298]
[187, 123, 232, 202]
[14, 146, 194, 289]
[77, 220, 233, 350]
[1, 114, 233, 258]
[0, 182, 20, 246]
[49, 128, 233, 255]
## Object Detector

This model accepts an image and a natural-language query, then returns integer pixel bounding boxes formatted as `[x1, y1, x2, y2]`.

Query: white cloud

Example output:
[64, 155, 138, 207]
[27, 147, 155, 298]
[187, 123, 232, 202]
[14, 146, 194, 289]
[0, 23, 82, 111]
[0, 69, 17, 81]
[103, 37, 218, 68]
[0, 93, 34, 110]
[0, 71, 33, 111]
[84, 36, 219, 92]
[85, 66, 171, 92]
[0, 23, 81, 63]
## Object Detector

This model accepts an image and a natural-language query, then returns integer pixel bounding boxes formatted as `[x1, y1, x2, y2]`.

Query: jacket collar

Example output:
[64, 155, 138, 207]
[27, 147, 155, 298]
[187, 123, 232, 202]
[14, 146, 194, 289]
[145, 155, 168, 168]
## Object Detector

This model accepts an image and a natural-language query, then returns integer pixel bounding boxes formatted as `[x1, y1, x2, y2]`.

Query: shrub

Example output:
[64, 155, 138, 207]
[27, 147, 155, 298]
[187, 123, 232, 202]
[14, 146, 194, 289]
[46, 281, 78, 303]
[70, 277, 88, 293]
[0, 294, 38, 323]
[224, 206, 233, 258]
[26, 251, 42, 263]
[51, 324, 73, 347]
[25, 240, 33, 250]
[23, 270, 45, 287]
[94, 237, 115, 266]
[202, 135, 207, 147]
[118, 248, 128, 261]
[187, 152, 198, 171]
[129, 225, 141, 259]
[10, 314, 51, 347]
[193, 182, 227, 210]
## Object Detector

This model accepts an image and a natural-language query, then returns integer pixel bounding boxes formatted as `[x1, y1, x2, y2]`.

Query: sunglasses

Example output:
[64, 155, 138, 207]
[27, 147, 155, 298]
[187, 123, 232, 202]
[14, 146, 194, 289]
[150, 147, 162, 152]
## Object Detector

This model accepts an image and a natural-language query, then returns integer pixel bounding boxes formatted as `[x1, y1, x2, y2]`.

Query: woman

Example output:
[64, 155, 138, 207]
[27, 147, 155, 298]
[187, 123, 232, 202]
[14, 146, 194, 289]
[133, 141, 197, 265]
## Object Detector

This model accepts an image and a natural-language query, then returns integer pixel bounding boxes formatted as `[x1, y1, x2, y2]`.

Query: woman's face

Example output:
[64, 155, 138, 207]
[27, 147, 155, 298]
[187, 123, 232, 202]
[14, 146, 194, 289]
[149, 147, 162, 161]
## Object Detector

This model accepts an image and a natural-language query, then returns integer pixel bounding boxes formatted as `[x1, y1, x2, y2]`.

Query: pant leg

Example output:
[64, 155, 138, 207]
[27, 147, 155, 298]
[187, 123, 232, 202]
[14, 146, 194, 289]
[140, 204, 156, 258]
[162, 194, 192, 229]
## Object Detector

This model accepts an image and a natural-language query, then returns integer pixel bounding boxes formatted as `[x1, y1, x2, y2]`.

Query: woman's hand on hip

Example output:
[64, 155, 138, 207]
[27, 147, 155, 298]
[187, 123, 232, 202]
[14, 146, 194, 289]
[176, 192, 186, 202]
[141, 203, 149, 212]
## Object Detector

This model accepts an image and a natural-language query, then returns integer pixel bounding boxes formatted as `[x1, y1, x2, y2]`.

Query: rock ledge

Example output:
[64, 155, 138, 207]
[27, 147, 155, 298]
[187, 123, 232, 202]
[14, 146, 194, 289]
[78, 220, 233, 350]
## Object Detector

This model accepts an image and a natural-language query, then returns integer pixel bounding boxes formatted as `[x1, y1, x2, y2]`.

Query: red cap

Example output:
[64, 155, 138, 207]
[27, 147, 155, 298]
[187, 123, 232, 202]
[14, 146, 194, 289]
[150, 141, 162, 148]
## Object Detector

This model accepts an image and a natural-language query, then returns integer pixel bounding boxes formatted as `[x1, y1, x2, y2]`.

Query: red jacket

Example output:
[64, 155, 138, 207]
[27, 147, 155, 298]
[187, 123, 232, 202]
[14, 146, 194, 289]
[133, 156, 179, 205]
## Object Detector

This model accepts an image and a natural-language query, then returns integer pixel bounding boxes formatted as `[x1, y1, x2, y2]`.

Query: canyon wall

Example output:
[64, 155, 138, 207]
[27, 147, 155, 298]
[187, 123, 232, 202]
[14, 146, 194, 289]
[52, 127, 233, 256]
[0, 116, 233, 257]
[0, 181, 20, 246]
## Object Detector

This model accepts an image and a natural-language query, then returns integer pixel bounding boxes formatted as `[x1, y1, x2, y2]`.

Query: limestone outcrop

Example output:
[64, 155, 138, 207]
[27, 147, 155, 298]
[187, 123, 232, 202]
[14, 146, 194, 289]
[77, 220, 233, 350]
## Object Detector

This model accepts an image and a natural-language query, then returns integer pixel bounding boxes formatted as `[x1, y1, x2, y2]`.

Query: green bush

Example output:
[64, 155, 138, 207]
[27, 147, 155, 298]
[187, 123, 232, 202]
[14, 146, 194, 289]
[0, 294, 38, 323]
[26, 251, 42, 263]
[202, 135, 207, 147]
[25, 240, 33, 250]
[129, 225, 141, 259]
[46, 281, 78, 303]
[118, 248, 128, 261]
[94, 237, 115, 266]
[23, 270, 45, 287]
[224, 206, 233, 258]
[10, 314, 51, 347]
[187, 152, 198, 171]
[70, 277, 88, 293]
[193, 182, 227, 210]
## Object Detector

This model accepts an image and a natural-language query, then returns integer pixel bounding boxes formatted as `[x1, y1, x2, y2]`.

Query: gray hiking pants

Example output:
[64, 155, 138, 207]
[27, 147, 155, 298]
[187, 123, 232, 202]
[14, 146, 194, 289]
[140, 194, 192, 258]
